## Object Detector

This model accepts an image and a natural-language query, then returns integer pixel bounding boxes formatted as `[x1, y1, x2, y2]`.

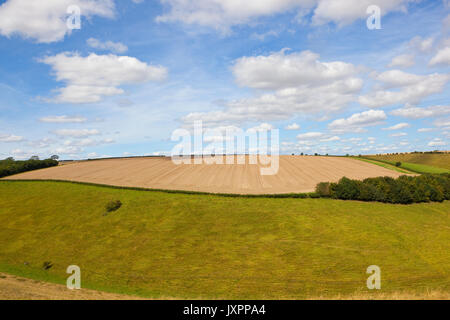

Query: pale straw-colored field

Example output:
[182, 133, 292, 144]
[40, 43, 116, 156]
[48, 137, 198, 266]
[4, 156, 406, 194]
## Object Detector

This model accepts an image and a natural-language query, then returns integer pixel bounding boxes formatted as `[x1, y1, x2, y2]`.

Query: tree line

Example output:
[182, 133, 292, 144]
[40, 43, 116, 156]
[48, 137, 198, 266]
[0, 157, 59, 178]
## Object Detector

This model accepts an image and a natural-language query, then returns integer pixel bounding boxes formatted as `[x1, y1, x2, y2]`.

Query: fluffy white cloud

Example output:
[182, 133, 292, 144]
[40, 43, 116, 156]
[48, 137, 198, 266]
[87, 38, 128, 54]
[409, 36, 434, 52]
[157, 0, 414, 31]
[53, 129, 101, 138]
[63, 138, 114, 147]
[320, 136, 340, 142]
[0, 0, 115, 43]
[359, 70, 449, 108]
[40, 52, 168, 103]
[27, 138, 55, 149]
[247, 123, 274, 133]
[387, 54, 415, 68]
[429, 47, 450, 66]
[39, 115, 87, 123]
[183, 50, 363, 126]
[52, 146, 84, 155]
[390, 132, 407, 137]
[328, 110, 387, 133]
[383, 122, 410, 130]
[157, 0, 314, 32]
[285, 123, 300, 130]
[311, 0, 413, 26]
[0, 134, 23, 142]
[232, 50, 359, 90]
[428, 138, 446, 147]
[418, 128, 433, 132]
[390, 105, 450, 119]
[10, 149, 33, 159]
[434, 118, 450, 127]
[297, 132, 324, 140]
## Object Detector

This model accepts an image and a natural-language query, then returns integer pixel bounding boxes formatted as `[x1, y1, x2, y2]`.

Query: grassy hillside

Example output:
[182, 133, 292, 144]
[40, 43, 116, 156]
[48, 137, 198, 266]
[0, 181, 449, 299]
[367, 153, 450, 172]
[353, 157, 414, 174]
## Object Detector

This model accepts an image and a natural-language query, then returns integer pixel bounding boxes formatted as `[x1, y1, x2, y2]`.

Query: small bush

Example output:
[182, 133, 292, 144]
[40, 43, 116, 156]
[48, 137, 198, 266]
[316, 182, 332, 197]
[333, 177, 361, 200]
[106, 200, 122, 212]
[395, 162, 402, 167]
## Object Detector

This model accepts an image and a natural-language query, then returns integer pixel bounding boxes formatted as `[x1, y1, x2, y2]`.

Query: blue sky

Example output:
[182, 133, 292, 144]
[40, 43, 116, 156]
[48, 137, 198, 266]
[0, 0, 449, 159]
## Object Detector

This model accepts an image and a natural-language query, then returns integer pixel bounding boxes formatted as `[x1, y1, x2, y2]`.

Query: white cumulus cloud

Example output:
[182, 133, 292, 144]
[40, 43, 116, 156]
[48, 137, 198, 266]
[382, 122, 410, 130]
[157, 0, 414, 32]
[0, 134, 24, 143]
[0, 0, 115, 43]
[359, 70, 449, 108]
[409, 36, 434, 52]
[285, 123, 300, 130]
[87, 38, 128, 54]
[328, 110, 387, 133]
[39, 115, 87, 123]
[428, 138, 446, 147]
[387, 54, 415, 68]
[429, 47, 450, 66]
[53, 129, 101, 138]
[390, 105, 450, 119]
[297, 132, 324, 140]
[40, 52, 168, 103]
[183, 50, 363, 126]
[418, 128, 433, 132]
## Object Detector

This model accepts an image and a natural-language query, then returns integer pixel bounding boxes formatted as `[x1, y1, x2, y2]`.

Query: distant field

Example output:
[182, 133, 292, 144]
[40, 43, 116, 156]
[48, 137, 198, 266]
[0, 181, 448, 299]
[353, 158, 414, 174]
[367, 153, 450, 172]
[3, 156, 405, 194]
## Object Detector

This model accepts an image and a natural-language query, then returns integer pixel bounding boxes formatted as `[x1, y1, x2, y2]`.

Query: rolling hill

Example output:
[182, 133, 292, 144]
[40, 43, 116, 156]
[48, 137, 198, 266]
[0, 180, 448, 299]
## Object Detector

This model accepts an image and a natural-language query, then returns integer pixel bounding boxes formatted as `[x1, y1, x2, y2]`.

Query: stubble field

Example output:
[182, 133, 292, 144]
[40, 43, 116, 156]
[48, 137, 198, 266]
[3, 156, 406, 194]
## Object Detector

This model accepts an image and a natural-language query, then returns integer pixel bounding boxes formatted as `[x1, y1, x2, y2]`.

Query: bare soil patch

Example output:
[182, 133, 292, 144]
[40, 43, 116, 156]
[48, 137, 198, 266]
[0, 273, 142, 300]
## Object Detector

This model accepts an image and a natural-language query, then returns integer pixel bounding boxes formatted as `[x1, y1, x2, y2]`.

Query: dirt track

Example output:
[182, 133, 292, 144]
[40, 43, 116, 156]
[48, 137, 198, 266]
[4, 156, 406, 194]
[0, 273, 142, 300]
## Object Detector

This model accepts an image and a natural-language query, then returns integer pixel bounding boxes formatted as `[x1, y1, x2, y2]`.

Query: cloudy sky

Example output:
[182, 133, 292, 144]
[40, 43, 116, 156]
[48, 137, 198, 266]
[0, 0, 449, 159]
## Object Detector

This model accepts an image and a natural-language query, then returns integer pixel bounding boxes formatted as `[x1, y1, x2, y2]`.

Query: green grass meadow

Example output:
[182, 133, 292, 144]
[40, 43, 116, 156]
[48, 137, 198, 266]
[353, 157, 414, 174]
[365, 153, 450, 174]
[399, 162, 450, 174]
[0, 181, 449, 299]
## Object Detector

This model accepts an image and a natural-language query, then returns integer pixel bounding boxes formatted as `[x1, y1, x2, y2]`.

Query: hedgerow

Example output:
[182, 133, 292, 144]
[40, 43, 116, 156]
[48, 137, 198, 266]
[316, 173, 450, 204]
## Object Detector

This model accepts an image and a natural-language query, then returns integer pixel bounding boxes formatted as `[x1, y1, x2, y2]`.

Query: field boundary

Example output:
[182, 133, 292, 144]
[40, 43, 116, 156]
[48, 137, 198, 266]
[0, 179, 317, 199]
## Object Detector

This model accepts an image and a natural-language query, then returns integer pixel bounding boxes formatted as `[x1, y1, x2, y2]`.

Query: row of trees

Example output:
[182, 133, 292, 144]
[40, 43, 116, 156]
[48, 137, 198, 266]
[316, 174, 450, 204]
[4, 155, 59, 161]
[0, 157, 59, 179]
